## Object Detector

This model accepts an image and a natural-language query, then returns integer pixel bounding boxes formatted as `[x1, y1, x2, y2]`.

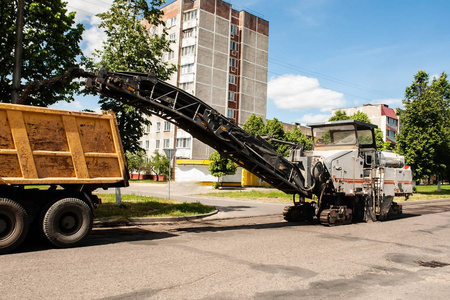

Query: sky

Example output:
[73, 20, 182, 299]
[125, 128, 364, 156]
[60, 0, 450, 125]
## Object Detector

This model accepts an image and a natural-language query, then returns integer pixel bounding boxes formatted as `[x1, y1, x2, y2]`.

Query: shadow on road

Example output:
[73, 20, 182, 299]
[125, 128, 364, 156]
[176, 218, 315, 233]
[10, 227, 178, 255]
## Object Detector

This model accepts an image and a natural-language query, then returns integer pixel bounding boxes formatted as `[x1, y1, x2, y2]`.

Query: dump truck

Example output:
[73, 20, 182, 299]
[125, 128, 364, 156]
[1, 69, 412, 253]
[0, 103, 128, 254]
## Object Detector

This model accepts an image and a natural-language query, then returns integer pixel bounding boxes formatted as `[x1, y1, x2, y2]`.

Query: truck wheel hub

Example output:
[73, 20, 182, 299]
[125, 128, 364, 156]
[59, 213, 79, 234]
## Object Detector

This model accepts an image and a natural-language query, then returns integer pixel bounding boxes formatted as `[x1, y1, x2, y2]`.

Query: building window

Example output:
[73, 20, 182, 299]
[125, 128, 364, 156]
[229, 75, 236, 84]
[163, 139, 170, 148]
[230, 41, 237, 51]
[227, 109, 235, 119]
[181, 82, 193, 91]
[176, 138, 191, 148]
[145, 124, 151, 133]
[164, 121, 171, 132]
[387, 130, 396, 140]
[181, 45, 195, 56]
[145, 140, 150, 149]
[228, 91, 235, 102]
[387, 117, 398, 128]
[184, 10, 197, 21]
[166, 16, 177, 28]
[156, 140, 160, 149]
[183, 28, 195, 38]
[181, 63, 195, 74]
[167, 51, 175, 60]
[231, 24, 238, 35]
[156, 122, 161, 132]
[229, 58, 237, 68]
[169, 33, 176, 41]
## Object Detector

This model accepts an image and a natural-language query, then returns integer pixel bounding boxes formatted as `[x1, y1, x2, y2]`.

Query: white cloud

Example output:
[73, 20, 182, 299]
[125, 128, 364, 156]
[81, 25, 107, 57]
[268, 74, 346, 112]
[66, 1, 112, 56]
[297, 113, 331, 125]
[66, 0, 113, 23]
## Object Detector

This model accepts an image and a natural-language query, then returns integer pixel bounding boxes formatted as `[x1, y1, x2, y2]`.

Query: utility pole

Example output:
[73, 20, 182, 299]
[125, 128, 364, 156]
[12, 0, 25, 104]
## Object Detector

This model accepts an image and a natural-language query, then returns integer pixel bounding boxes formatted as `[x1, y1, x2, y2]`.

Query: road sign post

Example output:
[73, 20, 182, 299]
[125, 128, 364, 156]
[163, 148, 177, 199]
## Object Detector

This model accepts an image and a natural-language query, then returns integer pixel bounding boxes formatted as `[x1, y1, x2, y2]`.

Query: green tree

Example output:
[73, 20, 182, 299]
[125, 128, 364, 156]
[329, 110, 350, 121]
[261, 118, 288, 155]
[397, 71, 450, 181]
[0, 0, 84, 105]
[284, 126, 312, 151]
[126, 150, 146, 179]
[208, 151, 237, 188]
[149, 151, 170, 180]
[88, 0, 177, 153]
[350, 111, 371, 123]
[242, 114, 265, 136]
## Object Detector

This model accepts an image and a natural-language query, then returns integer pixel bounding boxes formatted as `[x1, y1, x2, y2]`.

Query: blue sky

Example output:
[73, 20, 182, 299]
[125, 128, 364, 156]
[61, 0, 450, 125]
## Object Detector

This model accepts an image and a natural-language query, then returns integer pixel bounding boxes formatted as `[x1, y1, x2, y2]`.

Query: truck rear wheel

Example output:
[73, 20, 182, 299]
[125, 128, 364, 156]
[42, 198, 93, 248]
[0, 198, 29, 254]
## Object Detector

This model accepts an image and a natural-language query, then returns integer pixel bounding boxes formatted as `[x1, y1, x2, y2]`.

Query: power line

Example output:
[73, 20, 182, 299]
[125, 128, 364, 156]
[267, 70, 375, 102]
[268, 57, 397, 99]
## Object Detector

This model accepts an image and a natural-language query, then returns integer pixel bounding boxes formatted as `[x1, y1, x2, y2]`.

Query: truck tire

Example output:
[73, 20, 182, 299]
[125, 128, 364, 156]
[0, 198, 29, 254]
[42, 198, 93, 248]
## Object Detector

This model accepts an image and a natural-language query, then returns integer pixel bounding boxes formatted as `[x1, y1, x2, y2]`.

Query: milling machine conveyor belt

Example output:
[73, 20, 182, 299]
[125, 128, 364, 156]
[86, 69, 310, 196]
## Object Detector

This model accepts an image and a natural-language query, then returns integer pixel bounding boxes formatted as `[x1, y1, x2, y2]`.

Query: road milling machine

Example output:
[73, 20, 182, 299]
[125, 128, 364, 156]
[86, 70, 413, 225]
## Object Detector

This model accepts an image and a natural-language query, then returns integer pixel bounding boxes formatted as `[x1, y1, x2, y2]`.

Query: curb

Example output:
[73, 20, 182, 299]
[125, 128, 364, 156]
[94, 209, 219, 228]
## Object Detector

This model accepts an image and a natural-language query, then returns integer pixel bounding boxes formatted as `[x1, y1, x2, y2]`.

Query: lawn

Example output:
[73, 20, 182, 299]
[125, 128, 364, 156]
[94, 193, 215, 220]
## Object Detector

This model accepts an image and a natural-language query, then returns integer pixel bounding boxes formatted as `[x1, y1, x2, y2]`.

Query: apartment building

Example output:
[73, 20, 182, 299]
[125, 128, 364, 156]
[332, 104, 399, 144]
[140, 0, 269, 172]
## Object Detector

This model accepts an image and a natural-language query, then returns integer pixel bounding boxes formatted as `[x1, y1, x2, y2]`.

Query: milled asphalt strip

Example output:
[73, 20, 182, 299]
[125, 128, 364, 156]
[94, 209, 220, 227]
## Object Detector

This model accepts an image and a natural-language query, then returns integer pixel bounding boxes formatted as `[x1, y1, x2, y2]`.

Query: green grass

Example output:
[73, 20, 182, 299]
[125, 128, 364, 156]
[95, 193, 215, 220]
[401, 184, 450, 202]
[200, 185, 450, 203]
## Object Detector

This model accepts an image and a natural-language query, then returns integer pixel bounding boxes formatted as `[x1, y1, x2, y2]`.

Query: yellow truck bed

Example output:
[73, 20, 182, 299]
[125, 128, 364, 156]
[0, 103, 128, 187]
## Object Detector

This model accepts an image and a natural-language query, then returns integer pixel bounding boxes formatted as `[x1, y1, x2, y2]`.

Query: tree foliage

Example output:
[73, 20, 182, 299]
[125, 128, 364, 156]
[149, 151, 170, 179]
[397, 71, 450, 180]
[126, 150, 147, 178]
[0, 0, 84, 105]
[242, 114, 311, 157]
[284, 126, 312, 151]
[329, 110, 350, 121]
[208, 151, 237, 184]
[242, 114, 265, 136]
[87, 0, 177, 153]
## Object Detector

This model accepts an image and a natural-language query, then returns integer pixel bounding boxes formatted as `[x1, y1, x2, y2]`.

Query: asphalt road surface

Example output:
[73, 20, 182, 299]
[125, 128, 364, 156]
[1, 183, 450, 300]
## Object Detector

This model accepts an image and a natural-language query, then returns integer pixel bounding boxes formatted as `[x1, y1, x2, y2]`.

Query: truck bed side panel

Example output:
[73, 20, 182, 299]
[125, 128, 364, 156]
[0, 103, 128, 186]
